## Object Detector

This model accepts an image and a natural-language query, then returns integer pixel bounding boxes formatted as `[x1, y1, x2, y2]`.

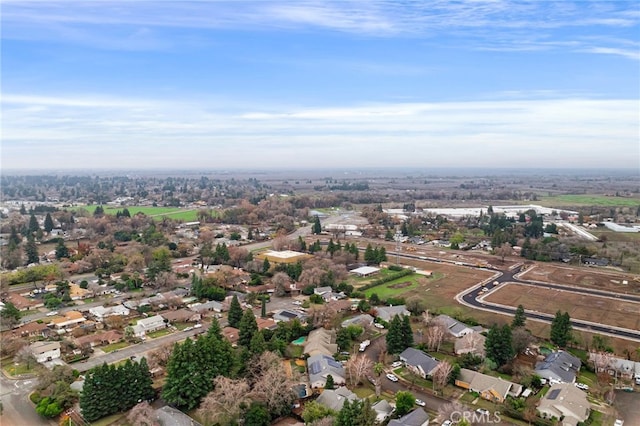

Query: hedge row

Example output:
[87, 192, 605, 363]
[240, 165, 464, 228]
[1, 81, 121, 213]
[360, 269, 413, 291]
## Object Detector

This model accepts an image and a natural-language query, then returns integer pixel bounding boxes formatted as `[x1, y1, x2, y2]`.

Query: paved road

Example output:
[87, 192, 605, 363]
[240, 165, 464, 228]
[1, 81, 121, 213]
[455, 268, 640, 342]
[0, 373, 53, 426]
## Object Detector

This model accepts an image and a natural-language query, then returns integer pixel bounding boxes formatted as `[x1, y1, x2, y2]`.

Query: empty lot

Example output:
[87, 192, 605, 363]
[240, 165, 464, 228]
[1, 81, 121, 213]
[484, 283, 640, 331]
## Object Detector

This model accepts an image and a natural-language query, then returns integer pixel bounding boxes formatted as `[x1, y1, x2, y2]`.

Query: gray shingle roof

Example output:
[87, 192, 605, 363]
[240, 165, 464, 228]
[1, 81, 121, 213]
[535, 351, 581, 383]
[388, 408, 429, 426]
[399, 347, 440, 376]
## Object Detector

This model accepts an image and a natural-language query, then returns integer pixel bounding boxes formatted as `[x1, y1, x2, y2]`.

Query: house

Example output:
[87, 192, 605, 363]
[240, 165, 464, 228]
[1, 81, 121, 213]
[222, 326, 239, 346]
[375, 305, 410, 322]
[274, 309, 307, 323]
[315, 387, 358, 411]
[589, 352, 640, 382]
[89, 305, 130, 321]
[537, 383, 590, 426]
[3, 292, 40, 311]
[455, 369, 522, 403]
[303, 328, 338, 357]
[454, 332, 486, 357]
[372, 399, 394, 423]
[307, 354, 346, 389]
[314, 286, 333, 296]
[256, 317, 278, 331]
[399, 347, 440, 378]
[161, 309, 201, 324]
[29, 341, 61, 363]
[255, 250, 311, 265]
[74, 330, 123, 348]
[189, 300, 224, 314]
[341, 314, 374, 329]
[9, 321, 48, 339]
[388, 407, 429, 426]
[535, 351, 581, 384]
[155, 405, 202, 426]
[434, 315, 483, 338]
[132, 314, 166, 337]
[50, 311, 86, 330]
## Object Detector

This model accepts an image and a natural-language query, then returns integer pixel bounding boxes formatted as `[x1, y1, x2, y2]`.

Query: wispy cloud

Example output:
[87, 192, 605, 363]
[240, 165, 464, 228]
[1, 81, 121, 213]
[2, 92, 638, 170]
[2, 1, 638, 58]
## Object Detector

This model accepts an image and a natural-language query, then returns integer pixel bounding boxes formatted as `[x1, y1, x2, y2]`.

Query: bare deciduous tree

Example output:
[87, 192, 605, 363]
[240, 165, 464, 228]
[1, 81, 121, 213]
[147, 343, 174, 370]
[438, 401, 466, 424]
[424, 321, 446, 352]
[432, 360, 453, 391]
[345, 354, 373, 386]
[249, 351, 298, 417]
[272, 272, 291, 297]
[198, 376, 250, 425]
[127, 401, 159, 426]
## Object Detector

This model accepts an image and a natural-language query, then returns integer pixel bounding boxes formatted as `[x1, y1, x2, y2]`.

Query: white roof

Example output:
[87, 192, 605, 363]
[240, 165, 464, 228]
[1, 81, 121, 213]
[263, 250, 306, 259]
[351, 266, 380, 275]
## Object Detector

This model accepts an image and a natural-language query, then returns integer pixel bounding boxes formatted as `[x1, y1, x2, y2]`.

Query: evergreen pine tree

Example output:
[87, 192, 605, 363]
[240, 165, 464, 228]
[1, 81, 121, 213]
[44, 213, 54, 232]
[239, 309, 258, 347]
[228, 295, 243, 328]
[28, 213, 40, 234]
[312, 215, 322, 234]
[262, 257, 271, 274]
[401, 315, 414, 349]
[512, 305, 526, 328]
[325, 374, 335, 390]
[25, 235, 39, 264]
[386, 315, 404, 354]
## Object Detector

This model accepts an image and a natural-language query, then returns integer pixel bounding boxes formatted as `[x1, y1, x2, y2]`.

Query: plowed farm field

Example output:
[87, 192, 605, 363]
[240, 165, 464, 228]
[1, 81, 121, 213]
[483, 282, 640, 331]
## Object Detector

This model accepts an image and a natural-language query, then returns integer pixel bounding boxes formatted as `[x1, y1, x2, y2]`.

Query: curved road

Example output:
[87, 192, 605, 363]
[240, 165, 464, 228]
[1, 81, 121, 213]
[456, 266, 640, 342]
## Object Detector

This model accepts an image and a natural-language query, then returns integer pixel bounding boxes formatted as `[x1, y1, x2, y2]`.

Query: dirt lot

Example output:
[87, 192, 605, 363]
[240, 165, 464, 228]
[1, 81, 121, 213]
[519, 264, 640, 293]
[484, 283, 640, 332]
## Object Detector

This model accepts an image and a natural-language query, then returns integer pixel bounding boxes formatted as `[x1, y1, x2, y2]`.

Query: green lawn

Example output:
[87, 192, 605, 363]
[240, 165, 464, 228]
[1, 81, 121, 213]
[174, 322, 192, 331]
[362, 272, 444, 299]
[147, 328, 172, 339]
[539, 194, 640, 207]
[91, 205, 203, 222]
[89, 413, 124, 426]
[352, 386, 375, 399]
[102, 341, 131, 353]
[2, 361, 37, 376]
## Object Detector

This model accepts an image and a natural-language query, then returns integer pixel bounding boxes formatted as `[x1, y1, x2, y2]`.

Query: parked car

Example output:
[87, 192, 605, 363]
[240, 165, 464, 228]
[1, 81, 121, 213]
[441, 421, 453, 426]
[475, 408, 490, 416]
[391, 361, 403, 368]
[415, 399, 426, 407]
[46, 311, 59, 317]
[614, 420, 624, 426]
[374, 323, 385, 329]
[575, 383, 589, 391]
[292, 300, 302, 306]
[386, 373, 398, 382]
[193, 323, 202, 329]
[184, 327, 194, 332]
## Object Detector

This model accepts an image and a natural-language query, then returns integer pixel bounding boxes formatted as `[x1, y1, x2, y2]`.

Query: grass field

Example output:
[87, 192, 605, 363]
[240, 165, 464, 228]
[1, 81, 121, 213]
[362, 272, 444, 299]
[93, 205, 201, 222]
[539, 194, 640, 207]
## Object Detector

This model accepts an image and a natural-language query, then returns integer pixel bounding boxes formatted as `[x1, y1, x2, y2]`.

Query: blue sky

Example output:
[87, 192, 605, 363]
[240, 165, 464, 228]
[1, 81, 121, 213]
[2, 1, 639, 171]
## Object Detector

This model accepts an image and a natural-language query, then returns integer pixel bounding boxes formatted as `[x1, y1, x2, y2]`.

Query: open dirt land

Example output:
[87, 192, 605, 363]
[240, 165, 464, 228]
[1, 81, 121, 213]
[519, 264, 640, 293]
[484, 283, 640, 331]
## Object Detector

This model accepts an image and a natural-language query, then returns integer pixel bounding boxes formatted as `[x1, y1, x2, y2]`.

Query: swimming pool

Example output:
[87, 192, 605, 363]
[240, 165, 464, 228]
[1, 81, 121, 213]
[292, 337, 306, 345]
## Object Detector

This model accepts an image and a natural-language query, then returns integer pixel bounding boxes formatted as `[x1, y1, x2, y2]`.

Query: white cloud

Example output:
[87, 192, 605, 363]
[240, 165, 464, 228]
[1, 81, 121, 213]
[2, 93, 638, 170]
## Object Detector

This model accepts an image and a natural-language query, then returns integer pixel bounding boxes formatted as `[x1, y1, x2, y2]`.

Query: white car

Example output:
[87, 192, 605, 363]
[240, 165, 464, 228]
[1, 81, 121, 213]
[441, 421, 453, 426]
[391, 361, 403, 368]
[613, 420, 623, 426]
[386, 373, 399, 382]
[415, 399, 426, 407]
[193, 323, 202, 329]
[374, 323, 385, 329]
[46, 311, 59, 316]
[292, 300, 302, 306]
[475, 408, 490, 416]
[574, 382, 589, 391]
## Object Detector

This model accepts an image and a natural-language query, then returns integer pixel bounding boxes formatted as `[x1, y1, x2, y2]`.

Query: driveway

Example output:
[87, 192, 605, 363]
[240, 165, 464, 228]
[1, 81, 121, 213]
[614, 391, 640, 425]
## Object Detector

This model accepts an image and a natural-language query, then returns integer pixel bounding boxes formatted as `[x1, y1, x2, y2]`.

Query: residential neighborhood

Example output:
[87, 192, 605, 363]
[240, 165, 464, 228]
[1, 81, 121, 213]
[1, 176, 639, 426]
